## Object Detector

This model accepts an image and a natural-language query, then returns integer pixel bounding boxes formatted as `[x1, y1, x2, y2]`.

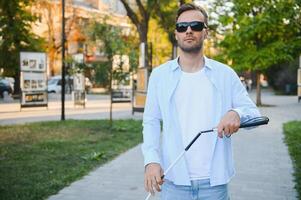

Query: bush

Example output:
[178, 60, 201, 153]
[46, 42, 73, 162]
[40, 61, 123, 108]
[267, 58, 299, 95]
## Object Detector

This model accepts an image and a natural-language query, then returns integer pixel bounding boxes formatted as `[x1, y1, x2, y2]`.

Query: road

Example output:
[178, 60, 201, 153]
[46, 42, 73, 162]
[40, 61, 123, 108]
[0, 93, 142, 125]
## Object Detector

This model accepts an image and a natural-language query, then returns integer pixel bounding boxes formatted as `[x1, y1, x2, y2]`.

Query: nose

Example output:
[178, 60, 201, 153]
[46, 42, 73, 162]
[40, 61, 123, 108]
[186, 26, 193, 34]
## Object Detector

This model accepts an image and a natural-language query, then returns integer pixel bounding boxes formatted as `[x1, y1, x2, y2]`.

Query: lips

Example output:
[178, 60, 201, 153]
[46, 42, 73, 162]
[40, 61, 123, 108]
[184, 37, 195, 41]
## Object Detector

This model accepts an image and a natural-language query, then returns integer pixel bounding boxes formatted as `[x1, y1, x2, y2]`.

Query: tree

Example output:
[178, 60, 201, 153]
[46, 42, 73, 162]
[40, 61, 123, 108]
[266, 58, 299, 95]
[213, 0, 301, 105]
[35, 0, 83, 75]
[119, 0, 156, 71]
[87, 19, 132, 127]
[148, 18, 172, 67]
[0, 0, 44, 94]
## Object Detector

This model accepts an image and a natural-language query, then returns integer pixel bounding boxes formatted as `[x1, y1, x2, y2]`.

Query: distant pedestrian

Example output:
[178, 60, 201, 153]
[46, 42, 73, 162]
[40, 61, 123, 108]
[247, 79, 252, 91]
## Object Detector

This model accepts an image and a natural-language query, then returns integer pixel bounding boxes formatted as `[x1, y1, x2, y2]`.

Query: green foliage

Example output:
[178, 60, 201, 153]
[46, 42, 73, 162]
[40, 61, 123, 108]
[88, 21, 126, 60]
[0, 119, 143, 200]
[148, 19, 172, 66]
[120, 0, 158, 70]
[283, 121, 301, 199]
[153, 0, 180, 45]
[214, 0, 301, 72]
[266, 58, 299, 94]
[0, 0, 45, 77]
[87, 19, 139, 87]
[112, 70, 130, 86]
[92, 61, 110, 87]
[65, 56, 89, 75]
[128, 44, 139, 71]
[152, 0, 193, 59]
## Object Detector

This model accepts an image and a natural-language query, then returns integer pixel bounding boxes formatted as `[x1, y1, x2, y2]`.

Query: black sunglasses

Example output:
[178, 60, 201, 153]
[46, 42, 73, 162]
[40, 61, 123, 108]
[176, 21, 207, 33]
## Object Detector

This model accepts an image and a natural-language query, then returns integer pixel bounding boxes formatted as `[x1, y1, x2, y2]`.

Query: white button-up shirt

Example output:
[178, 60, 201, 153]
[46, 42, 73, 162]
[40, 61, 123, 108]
[141, 56, 260, 186]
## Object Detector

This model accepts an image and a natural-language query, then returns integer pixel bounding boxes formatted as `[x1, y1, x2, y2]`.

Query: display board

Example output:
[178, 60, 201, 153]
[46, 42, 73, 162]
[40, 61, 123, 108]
[20, 52, 48, 108]
[136, 68, 147, 92]
[132, 67, 148, 113]
[73, 73, 86, 107]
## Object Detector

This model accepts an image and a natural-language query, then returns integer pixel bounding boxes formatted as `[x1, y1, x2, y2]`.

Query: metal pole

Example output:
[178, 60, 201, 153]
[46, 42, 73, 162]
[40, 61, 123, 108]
[61, 0, 65, 120]
[297, 55, 301, 103]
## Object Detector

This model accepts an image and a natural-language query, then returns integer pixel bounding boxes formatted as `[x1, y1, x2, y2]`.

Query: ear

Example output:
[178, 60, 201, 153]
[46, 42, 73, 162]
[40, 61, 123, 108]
[175, 30, 178, 41]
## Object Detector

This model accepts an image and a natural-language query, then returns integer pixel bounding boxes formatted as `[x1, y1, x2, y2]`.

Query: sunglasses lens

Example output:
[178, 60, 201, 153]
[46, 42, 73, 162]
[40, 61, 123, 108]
[176, 21, 205, 32]
[190, 22, 204, 31]
[176, 23, 189, 32]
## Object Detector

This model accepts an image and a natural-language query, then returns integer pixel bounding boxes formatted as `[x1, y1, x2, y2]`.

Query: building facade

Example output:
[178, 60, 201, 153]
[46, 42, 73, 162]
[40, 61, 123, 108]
[31, 0, 131, 76]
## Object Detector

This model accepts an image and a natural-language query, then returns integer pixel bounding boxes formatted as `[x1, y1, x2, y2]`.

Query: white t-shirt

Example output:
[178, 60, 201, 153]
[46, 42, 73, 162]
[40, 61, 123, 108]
[175, 68, 216, 180]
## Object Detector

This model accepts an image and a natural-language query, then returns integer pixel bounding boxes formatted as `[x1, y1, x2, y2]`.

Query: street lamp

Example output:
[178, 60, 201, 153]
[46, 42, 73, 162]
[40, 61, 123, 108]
[61, 0, 66, 120]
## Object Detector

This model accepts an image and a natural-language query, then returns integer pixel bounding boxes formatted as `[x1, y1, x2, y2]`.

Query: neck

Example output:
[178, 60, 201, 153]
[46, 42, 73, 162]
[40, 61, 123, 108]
[178, 50, 205, 73]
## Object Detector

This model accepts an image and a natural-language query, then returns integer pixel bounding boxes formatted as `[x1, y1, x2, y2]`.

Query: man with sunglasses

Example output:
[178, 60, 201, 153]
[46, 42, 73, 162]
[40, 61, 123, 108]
[142, 3, 260, 200]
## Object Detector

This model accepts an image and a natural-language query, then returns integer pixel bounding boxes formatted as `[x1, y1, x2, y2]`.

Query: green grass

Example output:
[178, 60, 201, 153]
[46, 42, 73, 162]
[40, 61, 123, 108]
[0, 119, 142, 200]
[283, 121, 301, 199]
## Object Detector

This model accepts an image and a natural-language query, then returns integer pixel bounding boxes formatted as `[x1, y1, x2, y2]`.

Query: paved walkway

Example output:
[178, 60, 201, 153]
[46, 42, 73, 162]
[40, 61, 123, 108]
[45, 90, 301, 200]
[2, 91, 300, 199]
[229, 91, 300, 200]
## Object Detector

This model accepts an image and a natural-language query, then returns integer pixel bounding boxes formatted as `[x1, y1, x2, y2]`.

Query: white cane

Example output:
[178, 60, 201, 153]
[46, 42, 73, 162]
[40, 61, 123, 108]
[144, 116, 269, 200]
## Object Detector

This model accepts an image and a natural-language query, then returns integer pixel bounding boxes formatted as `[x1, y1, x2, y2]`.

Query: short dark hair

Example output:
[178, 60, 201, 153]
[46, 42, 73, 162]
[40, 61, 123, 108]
[176, 3, 208, 26]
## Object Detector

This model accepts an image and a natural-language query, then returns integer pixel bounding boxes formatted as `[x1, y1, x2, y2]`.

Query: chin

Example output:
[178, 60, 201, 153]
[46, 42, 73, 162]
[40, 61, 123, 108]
[180, 45, 203, 53]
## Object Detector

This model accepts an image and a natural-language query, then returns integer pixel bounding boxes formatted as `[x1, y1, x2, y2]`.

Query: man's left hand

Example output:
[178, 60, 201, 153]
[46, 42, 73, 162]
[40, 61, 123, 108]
[217, 110, 240, 138]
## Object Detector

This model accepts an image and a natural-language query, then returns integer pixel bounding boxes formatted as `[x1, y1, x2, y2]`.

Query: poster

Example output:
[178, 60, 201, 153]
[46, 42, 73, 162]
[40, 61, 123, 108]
[132, 67, 148, 113]
[73, 73, 86, 107]
[20, 52, 48, 107]
[21, 52, 46, 71]
[73, 73, 85, 91]
[73, 91, 86, 107]
[22, 92, 47, 104]
[134, 92, 146, 107]
[137, 68, 147, 92]
[21, 72, 46, 91]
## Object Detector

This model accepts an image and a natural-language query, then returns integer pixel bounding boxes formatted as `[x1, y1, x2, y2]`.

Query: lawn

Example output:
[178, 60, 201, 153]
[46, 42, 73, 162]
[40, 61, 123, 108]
[283, 121, 301, 199]
[0, 119, 142, 200]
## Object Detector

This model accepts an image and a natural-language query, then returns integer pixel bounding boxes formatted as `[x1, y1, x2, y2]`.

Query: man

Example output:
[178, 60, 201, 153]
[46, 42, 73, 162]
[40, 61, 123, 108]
[142, 3, 260, 200]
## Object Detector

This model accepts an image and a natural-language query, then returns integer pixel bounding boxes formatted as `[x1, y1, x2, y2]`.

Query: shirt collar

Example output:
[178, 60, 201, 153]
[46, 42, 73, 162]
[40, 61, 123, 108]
[170, 56, 213, 71]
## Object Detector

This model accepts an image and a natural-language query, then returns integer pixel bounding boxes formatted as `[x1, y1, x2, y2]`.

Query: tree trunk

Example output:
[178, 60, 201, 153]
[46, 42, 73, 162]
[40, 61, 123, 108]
[179, 0, 186, 5]
[149, 42, 153, 69]
[138, 23, 152, 72]
[109, 63, 113, 129]
[14, 49, 21, 96]
[256, 71, 262, 106]
[171, 43, 177, 59]
[14, 72, 21, 96]
[139, 31, 149, 71]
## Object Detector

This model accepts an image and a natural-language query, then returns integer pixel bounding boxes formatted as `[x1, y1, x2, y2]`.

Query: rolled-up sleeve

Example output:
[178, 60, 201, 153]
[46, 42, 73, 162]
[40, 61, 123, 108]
[141, 70, 162, 167]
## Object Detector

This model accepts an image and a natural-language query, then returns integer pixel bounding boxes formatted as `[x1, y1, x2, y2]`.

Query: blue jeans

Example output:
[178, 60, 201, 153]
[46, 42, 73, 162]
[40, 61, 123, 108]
[160, 179, 229, 200]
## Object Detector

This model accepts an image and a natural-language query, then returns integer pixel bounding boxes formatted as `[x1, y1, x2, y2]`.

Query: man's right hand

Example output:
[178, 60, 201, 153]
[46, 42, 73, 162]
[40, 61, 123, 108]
[144, 163, 164, 195]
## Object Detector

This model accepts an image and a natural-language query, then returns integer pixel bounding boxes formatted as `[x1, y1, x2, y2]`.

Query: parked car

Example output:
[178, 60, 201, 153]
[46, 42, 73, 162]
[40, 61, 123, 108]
[47, 76, 92, 93]
[3, 77, 14, 93]
[0, 79, 13, 98]
[47, 76, 73, 93]
[48, 76, 62, 93]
